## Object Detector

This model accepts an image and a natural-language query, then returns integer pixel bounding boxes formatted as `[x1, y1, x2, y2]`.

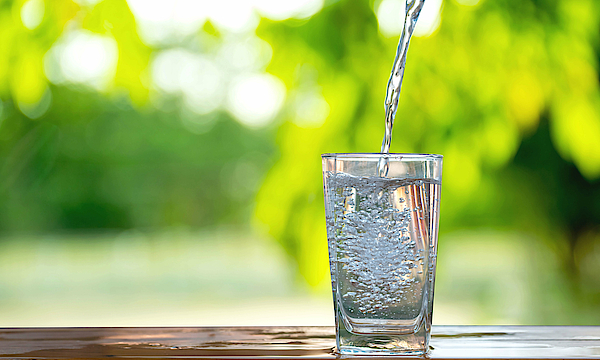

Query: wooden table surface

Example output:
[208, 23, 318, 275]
[1, 326, 599, 359]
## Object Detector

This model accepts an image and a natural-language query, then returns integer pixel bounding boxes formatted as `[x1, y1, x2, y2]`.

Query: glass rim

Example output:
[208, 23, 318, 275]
[321, 153, 443, 160]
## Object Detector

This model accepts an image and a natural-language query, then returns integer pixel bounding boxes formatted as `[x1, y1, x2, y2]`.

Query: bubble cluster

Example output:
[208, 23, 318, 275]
[325, 172, 436, 318]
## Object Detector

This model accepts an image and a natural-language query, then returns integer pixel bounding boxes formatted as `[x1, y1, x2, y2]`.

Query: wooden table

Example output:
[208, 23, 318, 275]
[1, 326, 599, 359]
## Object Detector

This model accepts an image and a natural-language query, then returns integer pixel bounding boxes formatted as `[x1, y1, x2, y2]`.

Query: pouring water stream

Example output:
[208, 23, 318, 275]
[378, 0, 426, 177]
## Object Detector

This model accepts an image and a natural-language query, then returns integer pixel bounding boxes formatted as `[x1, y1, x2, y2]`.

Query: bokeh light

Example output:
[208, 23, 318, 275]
[227, 73, 286, 128]
[45, 30, 118, 89]
[20, 0, 45, 30]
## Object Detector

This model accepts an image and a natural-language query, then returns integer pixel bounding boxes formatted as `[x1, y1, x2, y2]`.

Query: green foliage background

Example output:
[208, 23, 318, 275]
[1, 0, 600, 323]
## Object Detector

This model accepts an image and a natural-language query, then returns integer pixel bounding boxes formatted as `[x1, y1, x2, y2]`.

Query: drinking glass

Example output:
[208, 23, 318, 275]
[322, 153, 442, 355]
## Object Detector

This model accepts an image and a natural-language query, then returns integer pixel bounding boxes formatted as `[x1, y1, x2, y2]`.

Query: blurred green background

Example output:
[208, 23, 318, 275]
[0, 0, 599, 326]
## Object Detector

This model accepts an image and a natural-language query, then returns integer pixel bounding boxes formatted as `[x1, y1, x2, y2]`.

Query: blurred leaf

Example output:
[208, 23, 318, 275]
[82, 0, 151, 104]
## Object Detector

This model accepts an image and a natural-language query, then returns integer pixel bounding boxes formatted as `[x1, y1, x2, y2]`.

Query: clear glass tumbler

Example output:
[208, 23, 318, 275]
[322, 153, 442, 355]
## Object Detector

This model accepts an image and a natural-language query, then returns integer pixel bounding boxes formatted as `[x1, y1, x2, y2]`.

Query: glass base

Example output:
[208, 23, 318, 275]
[336, 318, 430, 356]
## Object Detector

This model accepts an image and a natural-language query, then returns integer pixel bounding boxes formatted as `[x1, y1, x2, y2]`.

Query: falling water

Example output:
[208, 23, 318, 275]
[378, 0, 426, 177]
